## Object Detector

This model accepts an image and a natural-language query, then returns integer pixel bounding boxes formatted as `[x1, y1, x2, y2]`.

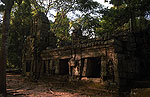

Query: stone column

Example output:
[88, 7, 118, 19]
[30, 60, 34, 77]
[41, 61, 44, 74]
[101, 56, 107, 81]
[49, 60, 53, 72]
[47, 60, 50, 75]
[45, 60, 49, 74]
[78, 59, 82, 78]
[55, 59, 60, 74]
[22, 61, 26, 75]
[82, 59, 87, 76]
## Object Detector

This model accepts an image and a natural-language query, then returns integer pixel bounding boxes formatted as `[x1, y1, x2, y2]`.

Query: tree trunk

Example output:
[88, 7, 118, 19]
[0, 1, 14, 96]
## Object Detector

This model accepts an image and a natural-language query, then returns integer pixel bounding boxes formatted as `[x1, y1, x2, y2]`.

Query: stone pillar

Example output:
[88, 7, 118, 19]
[40, 61, 44, 74]
[49, 59, 55, 74]
[78, 59, 81, 76]
[113, 60, 119, 84]
[30, 60, 34, 77]
[22, 61, 26, 76]
[47, 60, 50, 75]
[45, 60, 49, 74]
[54, 59, 60, 74]
[101, 56, 107, 81]
[68, 58, 75, 76]
[82, 59, 87, 76]
[49, 60, 53, 71]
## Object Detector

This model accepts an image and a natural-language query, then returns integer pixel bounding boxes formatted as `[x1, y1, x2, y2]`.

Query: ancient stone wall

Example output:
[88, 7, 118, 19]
[23, 11, 150, 97]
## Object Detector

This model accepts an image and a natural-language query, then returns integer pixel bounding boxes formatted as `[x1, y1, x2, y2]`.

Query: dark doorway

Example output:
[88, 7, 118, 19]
[86, 57, 101, 78]
[59, 59, 69, 75]
[26, 61, 31, 72]
[43, 61, 46, 73]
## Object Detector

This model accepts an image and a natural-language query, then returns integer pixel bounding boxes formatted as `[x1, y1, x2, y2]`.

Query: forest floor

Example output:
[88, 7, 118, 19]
[6, 73, 117, 97]
[6, 73, 150, 97]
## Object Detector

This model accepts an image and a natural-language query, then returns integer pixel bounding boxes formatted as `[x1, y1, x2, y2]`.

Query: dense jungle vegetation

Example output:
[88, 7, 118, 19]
[0, 0, 150, 96]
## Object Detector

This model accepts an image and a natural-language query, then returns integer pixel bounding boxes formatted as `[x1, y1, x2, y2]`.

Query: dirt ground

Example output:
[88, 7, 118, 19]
[6, 73, 150, 97]
[6, 73, 117, 97]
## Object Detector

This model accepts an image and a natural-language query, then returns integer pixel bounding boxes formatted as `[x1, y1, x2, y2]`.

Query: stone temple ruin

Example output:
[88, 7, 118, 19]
[22, 12, 150, 96]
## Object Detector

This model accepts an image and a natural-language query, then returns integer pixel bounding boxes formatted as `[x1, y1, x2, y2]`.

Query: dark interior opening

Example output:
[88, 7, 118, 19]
[86, 57, 101, 78]
[26, 61, 31, 72]
[43, 61, 46, 73]
[47, 60, 51, 74]
[59, 59, 69, 75]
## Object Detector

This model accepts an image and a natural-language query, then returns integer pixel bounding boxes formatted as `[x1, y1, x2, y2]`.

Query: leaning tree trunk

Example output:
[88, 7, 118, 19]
[0, 1, 14, 96]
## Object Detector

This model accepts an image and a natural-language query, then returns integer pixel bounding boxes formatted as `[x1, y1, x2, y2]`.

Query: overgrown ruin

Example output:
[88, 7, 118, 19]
[22, 12, 150, 97]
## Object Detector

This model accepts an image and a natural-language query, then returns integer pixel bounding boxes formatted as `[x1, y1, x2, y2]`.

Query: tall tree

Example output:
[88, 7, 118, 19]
[0, 4, 5, 51]
[0, 0, 23, 96]
[95, 0, 150, 39]
[0, 0, 15, 96]
[109, 0, 150, 32]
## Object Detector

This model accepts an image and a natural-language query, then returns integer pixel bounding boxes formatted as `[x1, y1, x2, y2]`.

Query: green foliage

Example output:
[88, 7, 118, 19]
[8, 0, 32, 68]
[95, 0, 150, 38]
[101, 7, 129, 32]
[109, 0, 150, 19]
[52, 0, 101, 12]
[72, 14, 100, 38]
[4, 0, 150, 69]
[51, 9, 71, 47]
[76, 0, 101, 13]
[29, 0, 103, 41]
[0, 4, 5, 12]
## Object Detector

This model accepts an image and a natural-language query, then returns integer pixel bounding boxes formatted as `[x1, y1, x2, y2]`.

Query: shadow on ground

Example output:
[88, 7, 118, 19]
[6, 73, 117, 97]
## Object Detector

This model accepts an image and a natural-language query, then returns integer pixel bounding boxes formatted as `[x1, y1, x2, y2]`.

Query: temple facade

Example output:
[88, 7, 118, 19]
[22, 12, 150, 96]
